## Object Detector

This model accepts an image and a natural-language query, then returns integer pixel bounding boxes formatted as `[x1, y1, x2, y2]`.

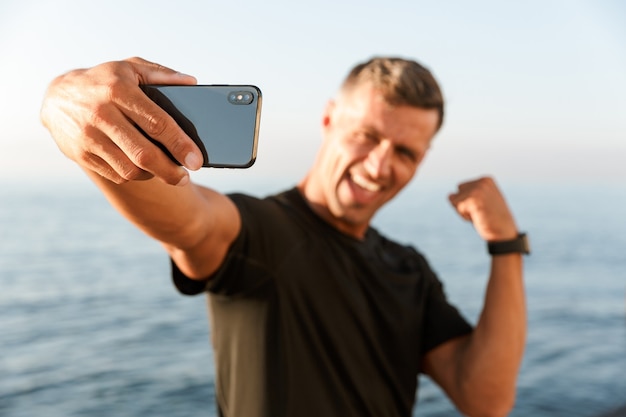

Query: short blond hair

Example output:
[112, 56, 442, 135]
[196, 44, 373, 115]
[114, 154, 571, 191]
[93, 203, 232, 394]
[340, 57, 445, 130]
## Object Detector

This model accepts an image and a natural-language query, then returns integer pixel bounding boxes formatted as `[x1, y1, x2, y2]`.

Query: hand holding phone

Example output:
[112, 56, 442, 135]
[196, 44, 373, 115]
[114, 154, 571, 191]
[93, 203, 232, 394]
[140, 85, 262, 168]
[41, 57, 206, 186]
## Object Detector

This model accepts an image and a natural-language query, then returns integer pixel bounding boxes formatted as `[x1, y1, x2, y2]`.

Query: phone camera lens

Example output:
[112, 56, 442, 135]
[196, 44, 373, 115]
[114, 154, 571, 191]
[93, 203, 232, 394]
[228, 90, 254, 105]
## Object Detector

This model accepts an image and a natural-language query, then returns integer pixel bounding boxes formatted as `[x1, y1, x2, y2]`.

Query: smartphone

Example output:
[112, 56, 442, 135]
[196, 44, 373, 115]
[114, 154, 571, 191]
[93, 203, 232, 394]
[140, 84, 262, 168]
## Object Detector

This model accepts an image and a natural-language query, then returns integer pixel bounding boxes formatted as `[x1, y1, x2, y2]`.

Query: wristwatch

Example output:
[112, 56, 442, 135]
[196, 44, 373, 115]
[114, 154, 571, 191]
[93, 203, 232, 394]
[487, 233, 530, 256]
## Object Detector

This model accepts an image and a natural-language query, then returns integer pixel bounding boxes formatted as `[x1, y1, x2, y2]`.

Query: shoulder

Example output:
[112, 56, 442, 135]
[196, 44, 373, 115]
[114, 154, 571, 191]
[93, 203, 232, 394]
[228, 187, 319, 233]
[227, 188, 294, 212]
[365, 227, 434, 275]
[224, 188, 314, 255]
[227, 189, 294, 228]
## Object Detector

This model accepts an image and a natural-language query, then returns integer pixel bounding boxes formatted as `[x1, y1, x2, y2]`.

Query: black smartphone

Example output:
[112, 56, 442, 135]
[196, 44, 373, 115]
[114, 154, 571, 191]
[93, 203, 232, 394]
[140, 84, 262, 168]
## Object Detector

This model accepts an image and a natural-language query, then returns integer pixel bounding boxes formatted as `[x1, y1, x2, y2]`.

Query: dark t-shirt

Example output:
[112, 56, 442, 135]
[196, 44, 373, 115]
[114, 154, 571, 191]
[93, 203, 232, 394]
[172, 188, 472, 417]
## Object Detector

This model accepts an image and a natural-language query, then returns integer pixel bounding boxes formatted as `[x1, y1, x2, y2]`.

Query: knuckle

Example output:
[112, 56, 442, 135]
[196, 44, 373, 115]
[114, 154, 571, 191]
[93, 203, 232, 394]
[126, 141, 185, 185]
[78, 152, 130, 184]
[130, 145, 158, 167]
[118, 163, 146, 182]
[125, 56, 144, 64]
[101, 82, 119, 103]
[474, 177, 490, 190]
[167, 136, 189, 157]
[76, 150, 97, 167]
[142, 113, 171, 139]
[481, 176, 495, 187]
[102, 77, 127, 104]
[94, 62, 134, 101]
[86, 103, 109, 128]
[105, 170, 130, 184]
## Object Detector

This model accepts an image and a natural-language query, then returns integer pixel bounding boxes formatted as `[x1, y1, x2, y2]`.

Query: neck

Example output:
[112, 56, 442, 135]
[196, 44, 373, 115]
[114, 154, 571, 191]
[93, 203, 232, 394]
[296, 176, 368, 239]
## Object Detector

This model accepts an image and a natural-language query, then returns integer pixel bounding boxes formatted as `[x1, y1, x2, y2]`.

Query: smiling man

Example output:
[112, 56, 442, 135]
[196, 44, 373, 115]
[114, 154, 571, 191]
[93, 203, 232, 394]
[41, 56, 528, 417]
[301, 66, 440, 237]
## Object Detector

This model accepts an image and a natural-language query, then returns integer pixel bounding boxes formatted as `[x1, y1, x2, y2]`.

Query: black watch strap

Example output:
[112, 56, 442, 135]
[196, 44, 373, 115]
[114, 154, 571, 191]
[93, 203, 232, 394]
[487, 233, 530, 256]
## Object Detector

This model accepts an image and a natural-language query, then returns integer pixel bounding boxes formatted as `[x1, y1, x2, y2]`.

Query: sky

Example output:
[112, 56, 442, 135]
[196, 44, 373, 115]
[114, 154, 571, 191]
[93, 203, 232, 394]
[0, 0, 624, 189]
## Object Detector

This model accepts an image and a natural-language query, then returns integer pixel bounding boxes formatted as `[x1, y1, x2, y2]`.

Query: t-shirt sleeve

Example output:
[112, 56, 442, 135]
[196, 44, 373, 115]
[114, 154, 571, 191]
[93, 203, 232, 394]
[170, 208, 266, 296]
[171, 259, 210, 295]
[170, 193, 278, 297]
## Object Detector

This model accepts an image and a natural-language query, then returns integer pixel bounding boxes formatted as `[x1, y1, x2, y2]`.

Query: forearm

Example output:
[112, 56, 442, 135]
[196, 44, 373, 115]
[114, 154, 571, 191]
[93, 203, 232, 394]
[85, 170, 240, 279]
[85, 169, 211, 248]
[459, 253, 526, 414]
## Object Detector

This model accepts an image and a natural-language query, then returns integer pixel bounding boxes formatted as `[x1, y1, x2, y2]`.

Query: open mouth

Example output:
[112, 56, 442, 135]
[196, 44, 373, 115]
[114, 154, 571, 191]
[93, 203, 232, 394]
[351, 172, 381, 192]
[344, 170, 389, 207]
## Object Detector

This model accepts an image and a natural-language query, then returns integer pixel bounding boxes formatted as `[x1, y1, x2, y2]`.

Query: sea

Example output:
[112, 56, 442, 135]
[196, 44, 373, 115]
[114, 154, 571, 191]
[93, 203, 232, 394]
[1, 178, 625, 417]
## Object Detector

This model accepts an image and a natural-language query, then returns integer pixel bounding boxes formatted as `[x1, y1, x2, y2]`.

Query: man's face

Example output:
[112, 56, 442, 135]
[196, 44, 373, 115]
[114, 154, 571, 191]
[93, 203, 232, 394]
[306, 84, 440, 238]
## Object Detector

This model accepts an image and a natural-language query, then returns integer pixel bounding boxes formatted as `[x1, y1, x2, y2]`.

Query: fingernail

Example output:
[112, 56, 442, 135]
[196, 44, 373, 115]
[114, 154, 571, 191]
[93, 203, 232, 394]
[184, 152, 202, 171]
[176, 173, 190, 187]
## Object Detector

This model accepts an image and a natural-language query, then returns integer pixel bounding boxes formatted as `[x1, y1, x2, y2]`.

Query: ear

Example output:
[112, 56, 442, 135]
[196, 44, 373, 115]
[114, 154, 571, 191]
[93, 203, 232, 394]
[322, 99, 336, 129]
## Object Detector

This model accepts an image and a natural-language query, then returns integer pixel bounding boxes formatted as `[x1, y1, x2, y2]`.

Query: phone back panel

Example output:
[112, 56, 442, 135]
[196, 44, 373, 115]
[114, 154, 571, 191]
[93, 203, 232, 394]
[141, 85, 262, 168]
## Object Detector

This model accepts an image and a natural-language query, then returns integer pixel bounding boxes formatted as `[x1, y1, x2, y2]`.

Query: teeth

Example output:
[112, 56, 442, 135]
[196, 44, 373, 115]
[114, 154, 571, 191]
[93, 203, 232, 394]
[352, 173, 381, 192]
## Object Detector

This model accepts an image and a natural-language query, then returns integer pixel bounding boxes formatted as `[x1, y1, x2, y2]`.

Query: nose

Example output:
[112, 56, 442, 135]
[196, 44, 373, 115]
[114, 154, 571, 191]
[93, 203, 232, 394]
[364, 140, 392, 178]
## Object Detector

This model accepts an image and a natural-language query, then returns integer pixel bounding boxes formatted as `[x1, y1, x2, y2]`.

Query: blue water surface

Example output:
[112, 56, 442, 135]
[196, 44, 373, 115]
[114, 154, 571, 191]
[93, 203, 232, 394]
[1, 180, 624, 416]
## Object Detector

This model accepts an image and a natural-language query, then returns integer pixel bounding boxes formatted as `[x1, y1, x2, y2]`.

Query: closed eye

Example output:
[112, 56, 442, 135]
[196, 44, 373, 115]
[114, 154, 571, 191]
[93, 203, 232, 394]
[395, 145, 418, 162]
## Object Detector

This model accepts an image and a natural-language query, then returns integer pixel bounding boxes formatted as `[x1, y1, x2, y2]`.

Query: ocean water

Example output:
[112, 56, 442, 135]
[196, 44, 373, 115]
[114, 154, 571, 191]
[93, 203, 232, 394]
[1, 179, 625, 417]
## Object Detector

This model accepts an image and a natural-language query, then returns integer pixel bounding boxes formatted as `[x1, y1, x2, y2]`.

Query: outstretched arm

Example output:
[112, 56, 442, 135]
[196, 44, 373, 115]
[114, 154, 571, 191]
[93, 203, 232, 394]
[423, 176, 526, 417]
[41, 57, 240, 280]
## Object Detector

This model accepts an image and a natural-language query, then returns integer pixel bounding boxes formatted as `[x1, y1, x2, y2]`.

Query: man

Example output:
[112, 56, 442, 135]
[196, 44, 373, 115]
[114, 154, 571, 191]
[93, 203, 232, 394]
[41, 56, 528, 417]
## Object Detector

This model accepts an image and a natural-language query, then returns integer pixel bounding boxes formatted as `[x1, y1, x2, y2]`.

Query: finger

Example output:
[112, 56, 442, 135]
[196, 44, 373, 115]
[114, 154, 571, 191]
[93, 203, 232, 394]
[79, 152, 127, 185]
[79, 126, 154, 184]
[125, 95, 203, 171]
[455, 176, 495, 195]
[83, 152, 153, 184]
[448, 195, 473, 222]
[107, 77, 203, 172]
[448, 192, 462, 205]
[448, 190, 473, 210]
[125, 57, 198, 86]
[449, 177, 495, 209]
[93, 104, 191, 185]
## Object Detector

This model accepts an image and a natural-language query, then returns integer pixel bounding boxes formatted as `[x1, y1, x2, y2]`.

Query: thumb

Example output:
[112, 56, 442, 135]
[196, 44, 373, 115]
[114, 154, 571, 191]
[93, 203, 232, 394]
[125, 57, 197, 85]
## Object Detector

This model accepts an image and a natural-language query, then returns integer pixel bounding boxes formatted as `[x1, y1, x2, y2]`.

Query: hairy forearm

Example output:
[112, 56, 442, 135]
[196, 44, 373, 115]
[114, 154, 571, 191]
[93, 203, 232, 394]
[458, 254, 526, 415]
[85, 169, 211, 249]
[84, 169, 241, 280]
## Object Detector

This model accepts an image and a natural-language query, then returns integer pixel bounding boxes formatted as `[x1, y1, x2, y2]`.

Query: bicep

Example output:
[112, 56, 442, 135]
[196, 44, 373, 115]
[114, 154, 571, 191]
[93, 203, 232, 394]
[421, 333, 471, 406]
